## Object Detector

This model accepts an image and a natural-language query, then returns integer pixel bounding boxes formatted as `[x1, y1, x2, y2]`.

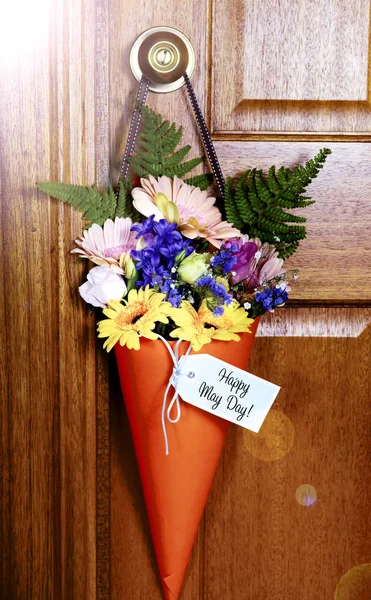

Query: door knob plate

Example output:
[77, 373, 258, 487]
[130, 26, 195, 93]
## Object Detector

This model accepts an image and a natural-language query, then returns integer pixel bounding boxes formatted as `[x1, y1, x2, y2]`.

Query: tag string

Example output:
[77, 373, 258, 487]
[156, 335, 193, 456]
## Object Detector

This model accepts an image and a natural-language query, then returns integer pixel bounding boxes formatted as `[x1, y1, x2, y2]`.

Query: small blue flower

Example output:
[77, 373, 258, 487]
[255, 286, 288, 312]
[168, 288, 182, 308]
[210, 243, 238, 275]
[210, 255, 223, 268]
[131, 215, 157, 238]
[196, 275, 232, 305]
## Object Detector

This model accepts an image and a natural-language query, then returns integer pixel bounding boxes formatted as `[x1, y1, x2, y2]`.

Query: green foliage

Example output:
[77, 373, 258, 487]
[184, 173, 214, 189]
[37, 181, 116, 227]
[37, 106, 214, 228]
[36, 180, 139, 227]
[127, 106, 212, 190]
[115, 180, 141, 222]
[223, 148, 331, 258]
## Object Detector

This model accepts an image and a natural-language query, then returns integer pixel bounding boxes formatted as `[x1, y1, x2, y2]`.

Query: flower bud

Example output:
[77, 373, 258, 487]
[120, 252, 136, 278]
[178, 252, 209, 284]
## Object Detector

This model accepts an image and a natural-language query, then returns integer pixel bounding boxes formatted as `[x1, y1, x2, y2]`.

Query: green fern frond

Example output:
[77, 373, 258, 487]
[126, 105, 211, 182]
[37, 180, 142, 227]
[36, 181, 117, 227]
[166, 145, 191, 165]
[221, 148, 331, 258]
[115, 181, 127, 218]
[264, 205, 307, 223]
[115, 180, 141, 221]
[171, 157, 204, 178]
[224, 178, 244, 229]
[184, 173, 214, 190]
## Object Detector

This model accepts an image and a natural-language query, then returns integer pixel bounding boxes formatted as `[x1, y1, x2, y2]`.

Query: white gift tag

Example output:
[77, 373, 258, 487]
[176, 354, 280, 433]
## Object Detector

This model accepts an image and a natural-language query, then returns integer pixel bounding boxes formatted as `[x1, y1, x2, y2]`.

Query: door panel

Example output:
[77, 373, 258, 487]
[1, 0, 370, 599]
[214, 141, 371, 301]
[0, 0, 104, 597]
[212, 0, 371, 134]
[109, 309, 371, 599]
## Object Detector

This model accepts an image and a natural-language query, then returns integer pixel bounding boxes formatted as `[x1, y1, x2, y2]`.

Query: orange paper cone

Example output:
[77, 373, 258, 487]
[115, 319, 259, 599]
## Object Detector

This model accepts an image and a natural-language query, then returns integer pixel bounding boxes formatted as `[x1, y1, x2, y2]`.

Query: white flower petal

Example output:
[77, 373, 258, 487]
[79, 266, 127, 307]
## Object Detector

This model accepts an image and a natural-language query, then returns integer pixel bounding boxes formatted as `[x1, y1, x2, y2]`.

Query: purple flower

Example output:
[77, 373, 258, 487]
[130, 216, 191, 297]
[131, 215, 157, 237]
[230, 242, 258, 285]
[195, 275, 233, 315]
[167, 288, 182, 307]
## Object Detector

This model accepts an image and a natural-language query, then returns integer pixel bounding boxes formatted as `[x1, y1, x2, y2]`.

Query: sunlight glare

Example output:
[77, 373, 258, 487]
[0, 0, 50, 66]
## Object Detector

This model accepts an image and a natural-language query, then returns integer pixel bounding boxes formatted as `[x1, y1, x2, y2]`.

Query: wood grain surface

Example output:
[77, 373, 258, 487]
[1, 0, 371, 599]
[205, 307, 371, 600]
[0, 0, 108, 597]
[211, 0, 371, 134]
[214, 141, 371, 301]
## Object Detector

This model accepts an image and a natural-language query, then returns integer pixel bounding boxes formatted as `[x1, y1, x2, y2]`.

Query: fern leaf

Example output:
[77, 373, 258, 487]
[164, 145, 191, 166]
[264, 206, 307, 223]
[220, 148, 331, 258]
[224, 178, 244, 229]
[127, 105, 211, 183]
[233, 171, 252, 224]
[184, 173, 214, 190]
[248, 173, 265, 214]
[115, 181, 128, 218]
[171, 157, 204, 178]
[114, 180, 141, 222]
[37, 181, 117, 227]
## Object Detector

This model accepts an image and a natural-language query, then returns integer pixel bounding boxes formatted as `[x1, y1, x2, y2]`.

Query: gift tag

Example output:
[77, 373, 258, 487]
[177, 354, 280, 433]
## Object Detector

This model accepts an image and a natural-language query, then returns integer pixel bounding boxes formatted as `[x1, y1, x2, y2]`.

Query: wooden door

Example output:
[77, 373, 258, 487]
[1, 1, 371, 599]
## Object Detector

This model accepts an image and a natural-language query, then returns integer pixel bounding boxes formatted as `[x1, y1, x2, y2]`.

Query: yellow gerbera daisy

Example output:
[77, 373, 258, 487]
[97, 287, 170, 351]
[168, 300, 254, 352]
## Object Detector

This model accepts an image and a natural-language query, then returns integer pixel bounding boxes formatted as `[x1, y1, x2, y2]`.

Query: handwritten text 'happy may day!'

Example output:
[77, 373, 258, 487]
[198, 368, 254, 421]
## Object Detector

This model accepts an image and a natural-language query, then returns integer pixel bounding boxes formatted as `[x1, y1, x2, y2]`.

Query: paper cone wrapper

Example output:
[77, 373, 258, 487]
[114, 319, 259, 600]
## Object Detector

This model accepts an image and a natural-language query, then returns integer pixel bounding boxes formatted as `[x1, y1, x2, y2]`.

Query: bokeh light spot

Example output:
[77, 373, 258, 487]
[243, 409, 295, 461]
[296, 484, 317, 506]
[335, 564, 371, 600]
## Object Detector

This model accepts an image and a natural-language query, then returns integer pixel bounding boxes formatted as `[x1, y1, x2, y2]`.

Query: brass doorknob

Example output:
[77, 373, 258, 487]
[130, 26, 195, 93]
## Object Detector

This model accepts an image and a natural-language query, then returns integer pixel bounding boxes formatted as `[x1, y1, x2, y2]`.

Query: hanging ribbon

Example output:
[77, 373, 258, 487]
[117, 73, 225, 198]
[183, 72, 225, 199]
[116, 75, 150, 196]
[117, 70, 226, 452]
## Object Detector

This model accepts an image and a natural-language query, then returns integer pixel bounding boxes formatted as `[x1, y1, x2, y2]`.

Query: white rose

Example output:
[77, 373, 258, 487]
[79, 265, 127, 308]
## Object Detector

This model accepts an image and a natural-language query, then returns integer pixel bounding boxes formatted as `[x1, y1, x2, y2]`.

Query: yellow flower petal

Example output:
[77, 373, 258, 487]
[97, 286, 171, 351]
[169, 300, 255, 351]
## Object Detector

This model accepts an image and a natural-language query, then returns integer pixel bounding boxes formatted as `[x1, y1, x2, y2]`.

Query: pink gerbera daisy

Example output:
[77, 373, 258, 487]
[131, 175, 240, 248]
[71, 217, 137, 274]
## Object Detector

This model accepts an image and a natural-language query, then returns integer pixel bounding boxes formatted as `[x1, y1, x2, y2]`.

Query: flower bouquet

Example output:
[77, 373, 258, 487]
[38, 105, 330, 599]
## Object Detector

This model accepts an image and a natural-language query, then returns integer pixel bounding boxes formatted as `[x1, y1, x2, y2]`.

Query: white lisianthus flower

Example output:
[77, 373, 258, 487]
[79, 265, 127, 308]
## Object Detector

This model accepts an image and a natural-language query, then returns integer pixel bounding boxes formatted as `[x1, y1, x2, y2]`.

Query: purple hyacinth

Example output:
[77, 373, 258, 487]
[130, 216, 191, 294]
